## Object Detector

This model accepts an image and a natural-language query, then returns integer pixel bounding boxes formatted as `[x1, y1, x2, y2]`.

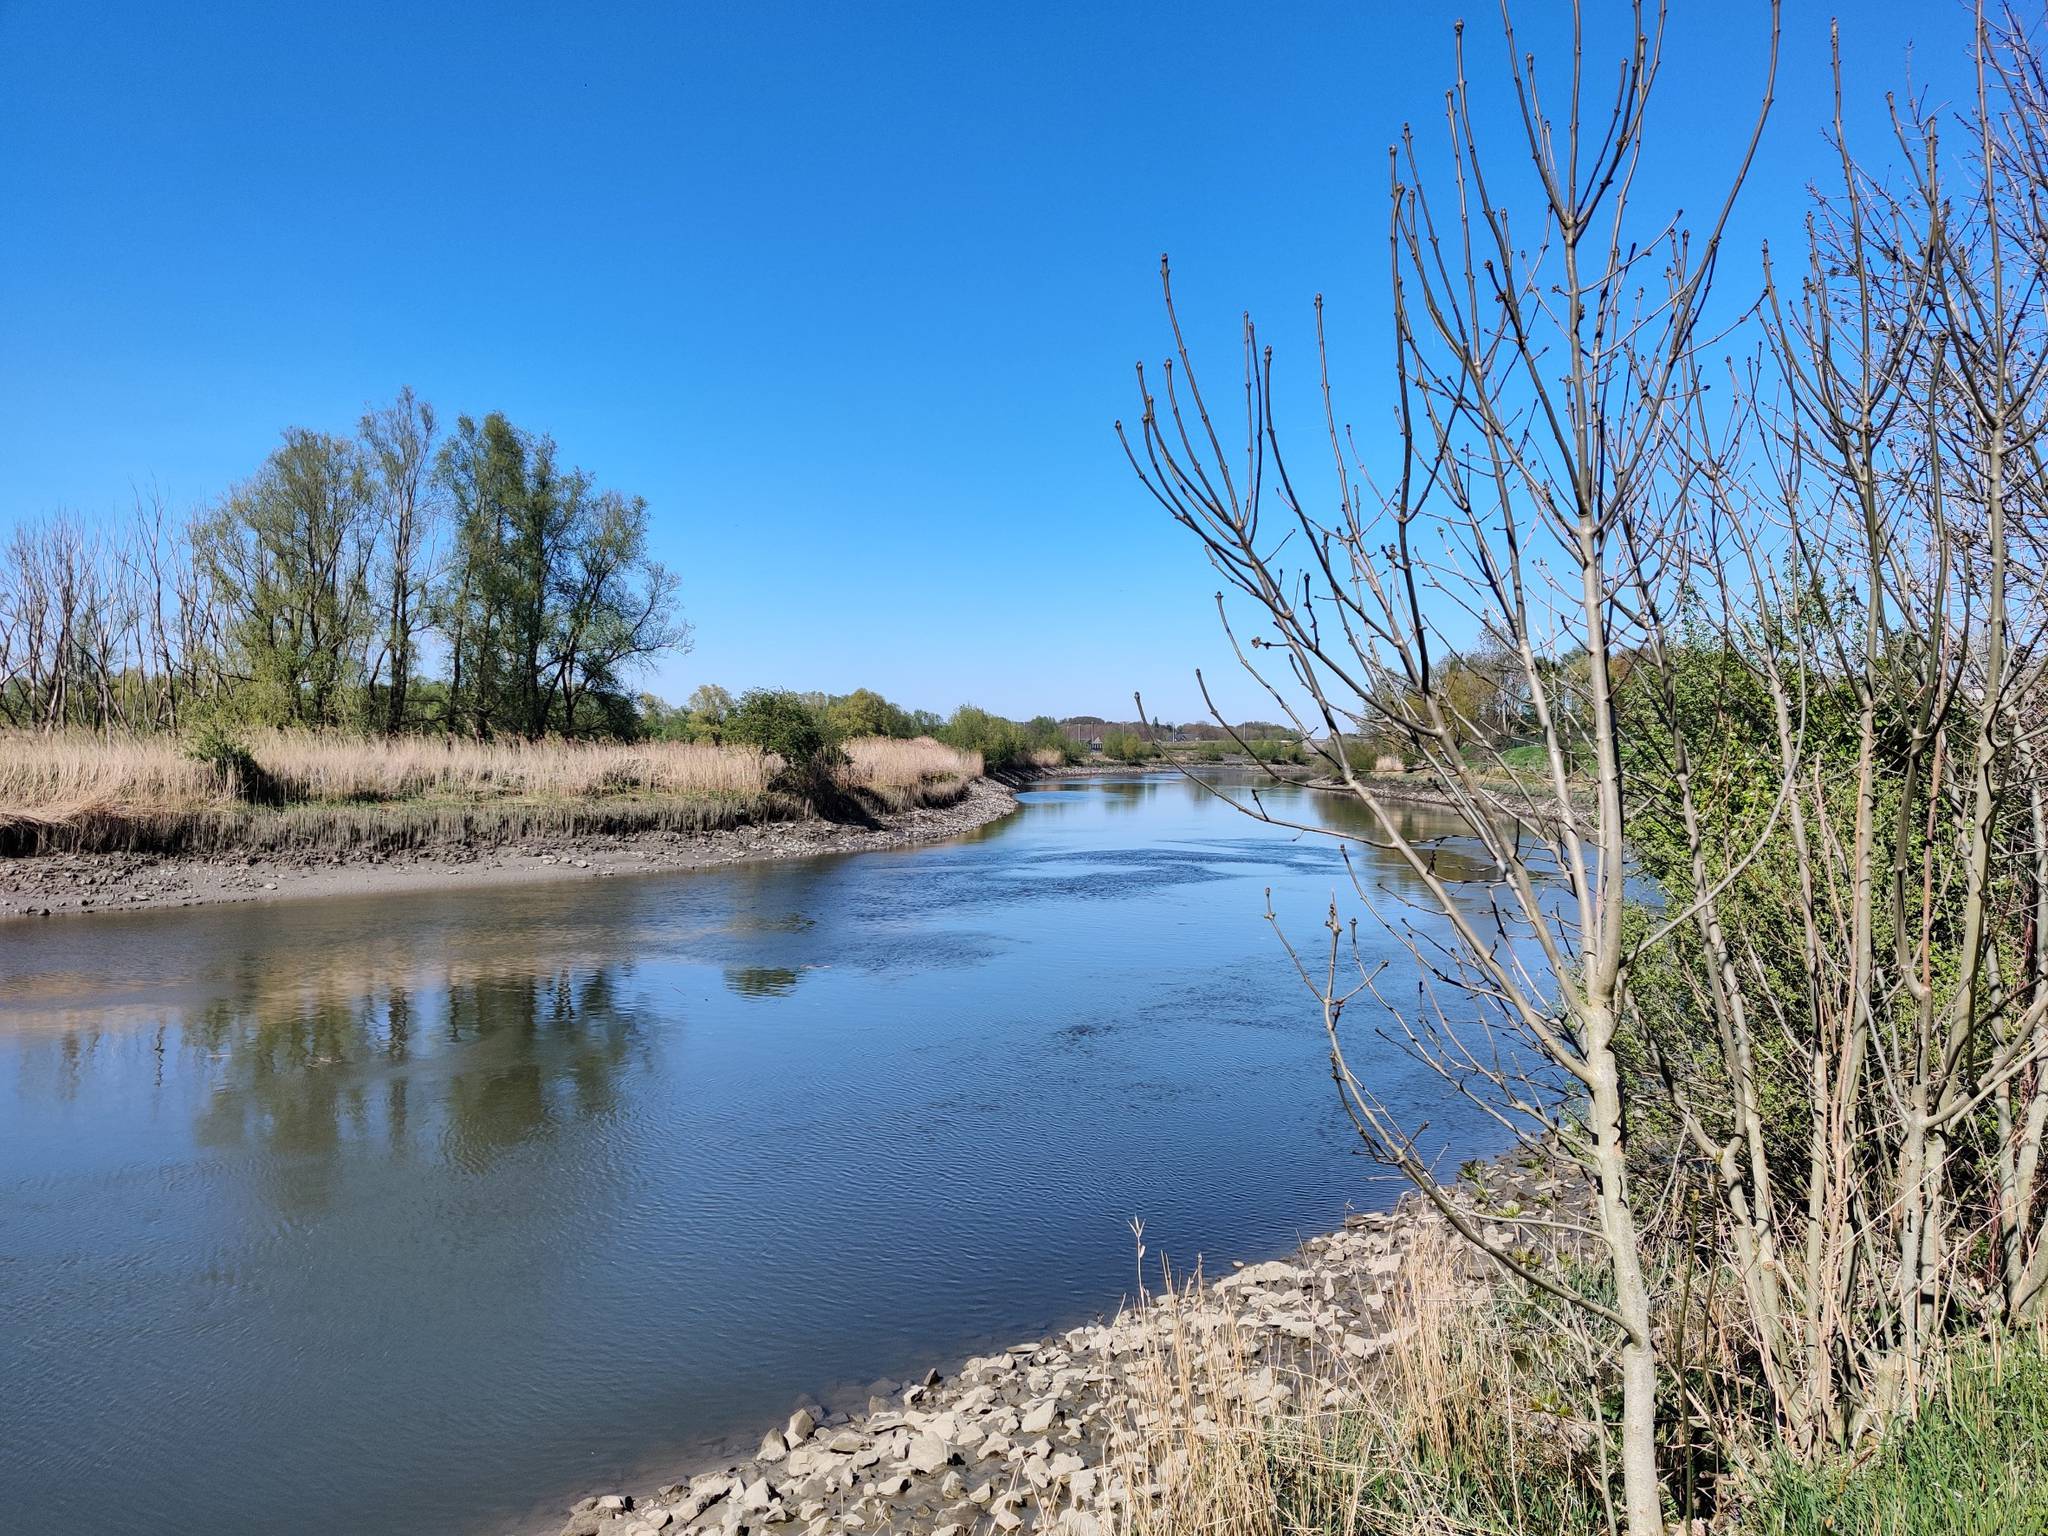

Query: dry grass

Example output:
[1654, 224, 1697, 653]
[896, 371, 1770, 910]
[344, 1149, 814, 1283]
[1109, 1227, 1616, 1536]
[840, 735, 982, 810]
[0, 729, 982, 855]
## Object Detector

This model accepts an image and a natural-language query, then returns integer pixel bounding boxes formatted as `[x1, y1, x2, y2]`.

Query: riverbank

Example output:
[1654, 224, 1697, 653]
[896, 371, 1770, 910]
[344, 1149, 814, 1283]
[543, 1151, 1578, 1536]
[0, 775, 1018, 920]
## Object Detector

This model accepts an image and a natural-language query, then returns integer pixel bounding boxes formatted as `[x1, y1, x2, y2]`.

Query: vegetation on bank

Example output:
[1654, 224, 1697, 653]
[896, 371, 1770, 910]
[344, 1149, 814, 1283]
[0, 727, 981, 856]
[1116, 1210, 2048, 1536]
[1120, 2, 2048, 1533]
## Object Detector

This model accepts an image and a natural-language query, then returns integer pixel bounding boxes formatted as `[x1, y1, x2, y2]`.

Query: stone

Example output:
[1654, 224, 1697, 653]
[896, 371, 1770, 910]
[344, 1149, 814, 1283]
[1019, 1399, 1058, 1435]
[739, 1478, 774, 1513]
[905, 1434, 950, 1474]
[759, 1429, 789, 1462]
[558, 1516, 602, 1536]
[597, 1494, 633, 1513]
[785, 1407, 818, 1445]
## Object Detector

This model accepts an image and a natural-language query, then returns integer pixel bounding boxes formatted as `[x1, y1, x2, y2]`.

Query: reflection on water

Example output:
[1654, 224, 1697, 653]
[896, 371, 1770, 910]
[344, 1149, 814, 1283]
[0, 773, 1514, 1536]
[724, 965, 803, 997]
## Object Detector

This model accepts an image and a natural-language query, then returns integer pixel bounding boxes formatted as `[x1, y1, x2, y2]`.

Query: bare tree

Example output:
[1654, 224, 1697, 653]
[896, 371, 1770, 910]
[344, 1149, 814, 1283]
[1126, 5, 2048, 1523]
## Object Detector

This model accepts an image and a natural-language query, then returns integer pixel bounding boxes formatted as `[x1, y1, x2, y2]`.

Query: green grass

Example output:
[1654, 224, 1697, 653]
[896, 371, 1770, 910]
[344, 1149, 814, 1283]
[1746, 1340, 2048, 1536]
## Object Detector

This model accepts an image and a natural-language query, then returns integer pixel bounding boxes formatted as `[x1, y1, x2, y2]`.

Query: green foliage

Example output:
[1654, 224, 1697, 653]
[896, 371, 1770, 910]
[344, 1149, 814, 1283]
[194, 428, 377, 728]
[1100, 729, 1156, 763]
[724, 689, 841, 790]
[1247, 736, 1304, 765]
[432, 411, 684, 739]
[931, 705, 1078, 771]
[825, 687, 916, 740]
[185, 723, 280, 805]
[1196, 738, 1229, 763]
[1748, 1340, 2048, 1536]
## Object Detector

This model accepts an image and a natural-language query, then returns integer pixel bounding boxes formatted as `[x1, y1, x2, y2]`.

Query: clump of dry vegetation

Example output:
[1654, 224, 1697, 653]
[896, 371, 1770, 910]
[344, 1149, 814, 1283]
[1109, 1225, 2048, 1536]
[0, 729, 980, 855]
[840, 735, 985, 810]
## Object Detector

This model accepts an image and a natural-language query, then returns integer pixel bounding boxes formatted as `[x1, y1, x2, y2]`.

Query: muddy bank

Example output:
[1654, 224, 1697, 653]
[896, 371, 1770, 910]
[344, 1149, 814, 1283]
[0, 777, 1017, 921]
[543, 1152, 1582, 1536]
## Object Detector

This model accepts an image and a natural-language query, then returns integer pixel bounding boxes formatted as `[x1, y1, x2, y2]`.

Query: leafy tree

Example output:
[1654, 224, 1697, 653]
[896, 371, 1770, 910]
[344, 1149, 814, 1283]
[360, 387, 439, 733]
[432, 412, 685, 738]
[194, 427, 377, 726]
[724, 689, 841, 792]
[826, 687, 915, 739]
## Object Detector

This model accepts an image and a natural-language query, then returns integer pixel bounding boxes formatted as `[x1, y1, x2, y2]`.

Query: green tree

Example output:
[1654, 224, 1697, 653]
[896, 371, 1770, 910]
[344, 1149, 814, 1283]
[433, 412, 685, 738]
[195, 428, 377, 726]
[360, 387, 439, 734]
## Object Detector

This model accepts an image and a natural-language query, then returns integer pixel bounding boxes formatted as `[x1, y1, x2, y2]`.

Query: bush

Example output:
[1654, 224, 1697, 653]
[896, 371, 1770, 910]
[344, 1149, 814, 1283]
[1247, 736, 1304, 766]
[185, 722, 282, 805]
[937, 705, 1078, 772]
[1101, 730, 1156, 763]
[724, 690, 842, 794]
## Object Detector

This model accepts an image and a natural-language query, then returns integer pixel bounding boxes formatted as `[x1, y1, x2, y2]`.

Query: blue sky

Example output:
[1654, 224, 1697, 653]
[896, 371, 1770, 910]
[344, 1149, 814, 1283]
[0, 1, 1975, 722]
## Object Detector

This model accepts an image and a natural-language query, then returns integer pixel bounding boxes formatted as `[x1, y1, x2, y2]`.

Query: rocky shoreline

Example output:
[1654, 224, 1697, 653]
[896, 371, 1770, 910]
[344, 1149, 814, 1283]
[0, 777, 1019, 921]
[545, 1151, 1579, 1536]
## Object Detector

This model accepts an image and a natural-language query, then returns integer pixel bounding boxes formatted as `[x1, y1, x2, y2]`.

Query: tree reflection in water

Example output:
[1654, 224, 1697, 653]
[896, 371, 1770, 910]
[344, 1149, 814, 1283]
[182, 964, 648, 1201]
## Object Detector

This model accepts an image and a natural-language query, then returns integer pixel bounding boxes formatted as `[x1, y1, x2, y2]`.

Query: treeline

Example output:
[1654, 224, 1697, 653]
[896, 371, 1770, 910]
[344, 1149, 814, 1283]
[0, 388, 685, 739]
[642, 687, 1085, 772]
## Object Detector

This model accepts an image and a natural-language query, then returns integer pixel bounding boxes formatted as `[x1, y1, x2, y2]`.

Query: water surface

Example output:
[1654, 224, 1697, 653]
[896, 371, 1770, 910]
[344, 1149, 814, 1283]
[0, 773, 1504, 1535]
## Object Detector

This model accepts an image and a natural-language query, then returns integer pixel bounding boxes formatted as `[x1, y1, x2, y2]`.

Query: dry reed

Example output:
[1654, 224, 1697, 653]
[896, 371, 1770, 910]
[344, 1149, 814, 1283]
[0, 730, 982, 855]
[1109, 1225, 1615, 1536]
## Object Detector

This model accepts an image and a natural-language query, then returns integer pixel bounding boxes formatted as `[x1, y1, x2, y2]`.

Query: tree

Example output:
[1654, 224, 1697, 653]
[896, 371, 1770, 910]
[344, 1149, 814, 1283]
[1130, 7, 2048, 1527]
[196, 428, 377, 726]
[826, 687, 915, 739]
[1124, 5, 1777, 1527]
[433, 412, 686, 738]
[361, 387, 439, 734]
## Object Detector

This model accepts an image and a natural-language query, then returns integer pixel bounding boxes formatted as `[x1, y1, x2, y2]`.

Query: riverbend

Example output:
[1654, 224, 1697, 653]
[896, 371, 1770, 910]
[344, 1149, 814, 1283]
[0, 771, 1506, 1535]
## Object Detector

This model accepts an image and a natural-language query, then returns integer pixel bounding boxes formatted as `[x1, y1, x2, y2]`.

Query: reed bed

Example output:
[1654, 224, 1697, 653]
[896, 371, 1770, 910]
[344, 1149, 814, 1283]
[1108, 1226, 2048, 1536]
[839, 735, 981, 810]
[0, 730, 981, 855]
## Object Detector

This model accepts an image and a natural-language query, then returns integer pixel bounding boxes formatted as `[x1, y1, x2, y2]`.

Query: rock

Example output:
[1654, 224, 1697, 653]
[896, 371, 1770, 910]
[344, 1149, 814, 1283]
[785, 1407, 817, 1445]
[759, 1429, 789, 1462]
[1019, 1399, 1058, 1435]
[739, 1478, 774, 1513]
[558, 1516, 602, 1536]
[597, 1494, 633, 1513]
[906, 1434, 950, 1474]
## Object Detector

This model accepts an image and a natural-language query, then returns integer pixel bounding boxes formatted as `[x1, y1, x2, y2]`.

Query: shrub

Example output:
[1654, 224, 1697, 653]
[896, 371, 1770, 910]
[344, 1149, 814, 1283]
[724, 690, 842, 794]
[1101, 730, 1156, 763]
[185, 722, 282, 805]
[1247, 736, 1304, 766]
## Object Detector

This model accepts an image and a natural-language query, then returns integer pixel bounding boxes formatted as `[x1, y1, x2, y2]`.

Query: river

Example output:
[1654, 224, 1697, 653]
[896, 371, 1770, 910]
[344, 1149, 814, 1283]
[0, 771, 1505, 1535]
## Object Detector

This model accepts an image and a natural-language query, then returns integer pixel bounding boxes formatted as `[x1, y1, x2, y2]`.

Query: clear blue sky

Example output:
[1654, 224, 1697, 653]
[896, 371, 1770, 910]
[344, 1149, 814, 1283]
[0, 1, 1973, 722]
